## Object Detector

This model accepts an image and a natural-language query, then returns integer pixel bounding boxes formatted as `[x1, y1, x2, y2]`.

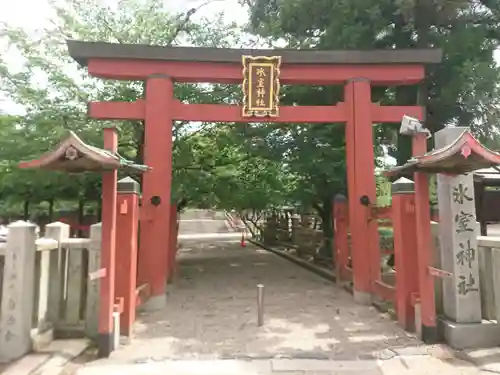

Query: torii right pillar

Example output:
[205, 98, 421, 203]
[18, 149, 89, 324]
[137, 74, 174, 310]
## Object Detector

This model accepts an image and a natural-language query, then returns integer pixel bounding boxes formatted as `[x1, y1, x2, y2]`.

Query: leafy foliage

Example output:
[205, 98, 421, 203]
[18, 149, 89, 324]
[0, 0, 498, 235]
[244, 0, 500, 164]
[0, 0, 285, 215]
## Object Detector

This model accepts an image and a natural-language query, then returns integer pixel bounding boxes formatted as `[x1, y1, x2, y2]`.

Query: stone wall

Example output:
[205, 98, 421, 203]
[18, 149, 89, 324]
[0, 254, 4, 309]
[261, 213, 325, 261]
[0, 221, 102, 363]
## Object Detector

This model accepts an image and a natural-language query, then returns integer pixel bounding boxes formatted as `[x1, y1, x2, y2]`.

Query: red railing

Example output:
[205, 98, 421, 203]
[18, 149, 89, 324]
[370, 205, 395, 303]
[334, 196, 437, 332]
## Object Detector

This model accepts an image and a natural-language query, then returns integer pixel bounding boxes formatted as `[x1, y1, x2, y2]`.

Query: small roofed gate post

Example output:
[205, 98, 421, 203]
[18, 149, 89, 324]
[18, 129, 150, 358]
[66, 40, 442, 306]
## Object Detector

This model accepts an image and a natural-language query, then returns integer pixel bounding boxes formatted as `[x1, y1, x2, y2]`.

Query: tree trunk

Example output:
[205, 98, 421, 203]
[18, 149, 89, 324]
[415, 0, 432, 130]
[48, 198, 54, 222]
[395, 86, 417, 165]
[318, 198, 334, 260]
[23, 200, 29, 221]
[97, 200, 102, 222]
[131, 120, 146, 187]
[392, 14, 417, 164]
[77, 198, 85, 237]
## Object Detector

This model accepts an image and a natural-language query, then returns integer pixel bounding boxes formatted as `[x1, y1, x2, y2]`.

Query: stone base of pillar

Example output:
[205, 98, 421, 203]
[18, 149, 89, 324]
[32, 327, 54, 352]
[439, 317, 500, 349]
[414, 303, 422, 339]
[421, 323, 438, 344]
[167, 265, 178, 285]
[353, 290, 372, 305]
[140, 294, 167, 312]
[97, 332, 115, 358]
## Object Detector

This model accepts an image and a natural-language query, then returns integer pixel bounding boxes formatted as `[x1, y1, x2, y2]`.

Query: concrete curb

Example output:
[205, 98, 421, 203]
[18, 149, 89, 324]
[248, 240, 336, 283]
[74, 359, 384, 375]
[2, 339, 90, 375]
[453, 349, 500, 374]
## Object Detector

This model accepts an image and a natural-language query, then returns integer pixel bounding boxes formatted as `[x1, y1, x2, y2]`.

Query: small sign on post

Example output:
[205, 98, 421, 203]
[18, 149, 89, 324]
[89, 268, 107, 281]
[242, 56, 281, 117]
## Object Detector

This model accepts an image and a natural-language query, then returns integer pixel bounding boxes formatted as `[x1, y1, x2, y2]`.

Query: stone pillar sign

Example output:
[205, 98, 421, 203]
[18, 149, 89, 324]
[85, 223, 102, 338]
[436, 127, 481, 323]
[0, 221, 37, 362]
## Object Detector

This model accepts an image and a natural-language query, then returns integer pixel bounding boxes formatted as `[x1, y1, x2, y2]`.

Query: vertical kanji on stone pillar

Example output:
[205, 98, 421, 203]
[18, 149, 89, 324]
[392, 178, 419, 331]
[86, 223, 102, 339]
[412, 133, 437, 343]
[0, 221, 37, 362]
[333, 194, 349, 283]
[98, 126, 118, 357]
[115, 177, 140, 336]
[139, 74, 173, 311]
[436, 127, 482, 323]
[345, 78, 379, 304]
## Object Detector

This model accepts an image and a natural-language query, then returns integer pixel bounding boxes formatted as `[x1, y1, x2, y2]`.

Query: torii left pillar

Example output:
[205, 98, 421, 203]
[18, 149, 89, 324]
[138, 74, 174, 310]
[345, 78, 380, 304]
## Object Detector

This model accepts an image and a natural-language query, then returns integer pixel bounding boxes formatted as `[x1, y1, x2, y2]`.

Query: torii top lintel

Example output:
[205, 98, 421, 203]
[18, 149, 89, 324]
[66, 40, 442, 85]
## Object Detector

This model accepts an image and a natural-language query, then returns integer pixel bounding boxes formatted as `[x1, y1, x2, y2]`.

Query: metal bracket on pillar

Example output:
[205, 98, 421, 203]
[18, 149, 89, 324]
[150, 195, 161, 206]
[114, 297, 124, 314]
[359, 195, 373, 222]
[359, 195, 371, 207]
[400, 115, 431, 138]
[428, 266, 452, 278]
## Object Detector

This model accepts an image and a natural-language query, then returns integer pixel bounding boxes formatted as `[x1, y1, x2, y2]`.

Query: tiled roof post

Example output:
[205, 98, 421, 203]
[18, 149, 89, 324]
[115, 177, 140, 336]
[391, 178, 419, 332]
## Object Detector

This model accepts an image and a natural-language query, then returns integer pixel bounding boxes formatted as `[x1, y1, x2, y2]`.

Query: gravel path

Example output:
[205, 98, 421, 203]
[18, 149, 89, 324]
[106, 239, 423, 363]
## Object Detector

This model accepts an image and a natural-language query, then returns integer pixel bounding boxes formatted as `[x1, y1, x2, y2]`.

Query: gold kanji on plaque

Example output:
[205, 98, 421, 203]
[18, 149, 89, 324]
[242, 56, 282, 117]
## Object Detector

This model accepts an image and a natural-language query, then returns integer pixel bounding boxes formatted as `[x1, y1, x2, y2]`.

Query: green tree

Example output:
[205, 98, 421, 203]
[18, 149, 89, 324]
[0, 0, 291, 217]
[231, 0, 499, 257]
[244, 0, 500, 164]
[173, 122, 292, 210]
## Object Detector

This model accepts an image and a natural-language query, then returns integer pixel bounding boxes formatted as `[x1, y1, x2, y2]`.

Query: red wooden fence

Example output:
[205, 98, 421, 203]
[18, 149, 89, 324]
[333, 197, 439, 332]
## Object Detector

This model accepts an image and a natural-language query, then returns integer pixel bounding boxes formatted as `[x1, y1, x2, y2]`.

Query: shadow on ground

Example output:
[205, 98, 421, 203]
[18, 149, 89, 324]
[106, 240, 423, 363]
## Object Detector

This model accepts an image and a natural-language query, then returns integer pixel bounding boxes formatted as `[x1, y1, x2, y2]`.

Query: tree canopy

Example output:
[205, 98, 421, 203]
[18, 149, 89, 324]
[0, 0, 498, 226]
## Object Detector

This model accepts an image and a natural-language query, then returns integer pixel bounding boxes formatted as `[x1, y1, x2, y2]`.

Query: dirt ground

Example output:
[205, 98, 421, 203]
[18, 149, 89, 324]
[97, 239, 423, 364]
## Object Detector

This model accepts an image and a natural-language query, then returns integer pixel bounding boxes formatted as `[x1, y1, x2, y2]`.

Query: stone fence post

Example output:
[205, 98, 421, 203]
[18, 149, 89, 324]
[0, 221, 37, 363]
[44, 222, 70, 326]
[85, 223, 102, 338]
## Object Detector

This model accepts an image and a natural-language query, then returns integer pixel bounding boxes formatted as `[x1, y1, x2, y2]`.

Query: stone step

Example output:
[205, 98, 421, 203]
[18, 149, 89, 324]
[180, 209, 225, 221]
[178, 220, 235, 235]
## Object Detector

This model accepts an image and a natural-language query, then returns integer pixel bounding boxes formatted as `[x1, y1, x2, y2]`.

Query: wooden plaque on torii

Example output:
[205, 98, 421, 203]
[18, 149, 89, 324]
[242, 56, 281, 117]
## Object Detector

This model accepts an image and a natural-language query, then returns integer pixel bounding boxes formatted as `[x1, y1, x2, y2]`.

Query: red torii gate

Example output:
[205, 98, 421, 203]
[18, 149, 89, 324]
[66, 39, 441, 341]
